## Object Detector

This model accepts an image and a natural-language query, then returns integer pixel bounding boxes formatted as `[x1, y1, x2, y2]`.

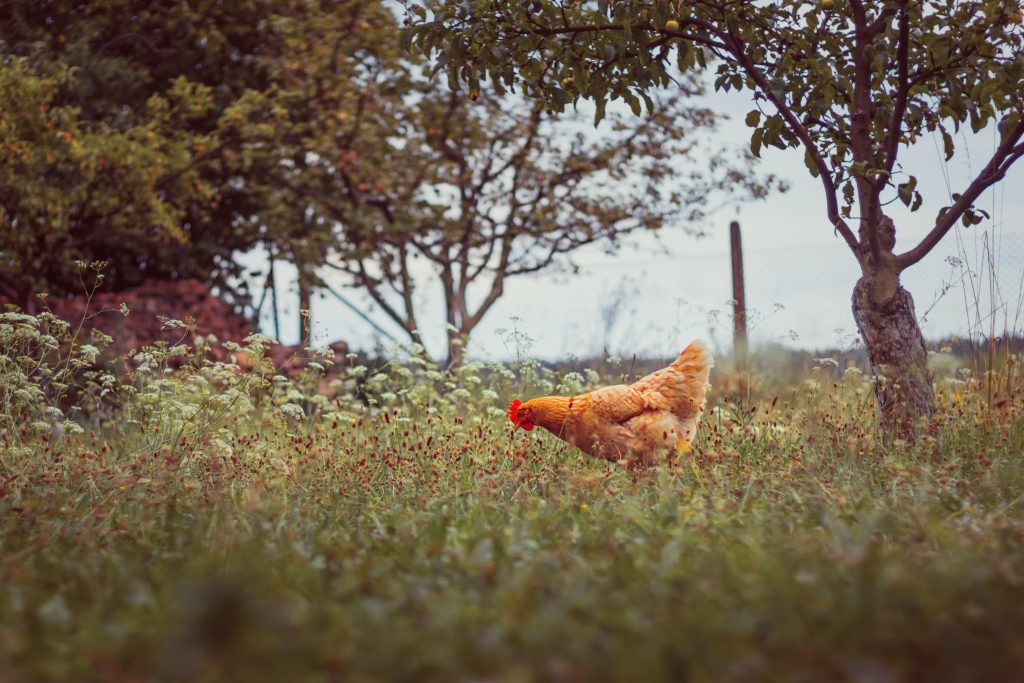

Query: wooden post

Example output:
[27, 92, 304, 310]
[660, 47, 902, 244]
[730, 220, 748, 369]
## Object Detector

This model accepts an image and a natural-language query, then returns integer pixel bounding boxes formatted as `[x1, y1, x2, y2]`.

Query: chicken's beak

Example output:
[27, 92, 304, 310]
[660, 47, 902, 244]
[507, 400, 535, 431]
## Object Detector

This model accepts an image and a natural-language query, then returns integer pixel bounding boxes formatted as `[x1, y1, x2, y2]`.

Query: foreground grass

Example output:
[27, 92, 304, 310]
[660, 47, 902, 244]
[1, 372, 1023, 682]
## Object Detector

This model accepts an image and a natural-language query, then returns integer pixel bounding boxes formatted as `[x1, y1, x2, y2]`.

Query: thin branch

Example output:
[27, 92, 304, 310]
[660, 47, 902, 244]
[724, 28, 860, 256]
[464, 237, 511, 330]
[95, 31, 176, 58]
[319, 281, 399, 343]
[881, 2, 910, 179]
[343, 260, 419, 343]
[154, 143, 227, 191]
[897, 129, 1024, 270]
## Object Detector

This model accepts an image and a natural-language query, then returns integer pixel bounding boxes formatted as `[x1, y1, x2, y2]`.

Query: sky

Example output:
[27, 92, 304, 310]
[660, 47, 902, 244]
[242, 85, 1024, 362]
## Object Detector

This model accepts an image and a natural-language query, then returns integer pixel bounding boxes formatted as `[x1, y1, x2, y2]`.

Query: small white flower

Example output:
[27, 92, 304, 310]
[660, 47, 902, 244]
[243, 333, 279, 347]
[280, 403, 305, 420]
[158, 317, 187, 330]
[80, 344, 100, 363]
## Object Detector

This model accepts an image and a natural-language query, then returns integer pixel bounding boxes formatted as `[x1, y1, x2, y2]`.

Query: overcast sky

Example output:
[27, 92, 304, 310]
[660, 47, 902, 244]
[244, 85, 1024, 362]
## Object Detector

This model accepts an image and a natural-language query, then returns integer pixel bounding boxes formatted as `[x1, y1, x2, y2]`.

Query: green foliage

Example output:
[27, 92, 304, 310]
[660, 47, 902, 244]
[0, 60, 207, 306]
[2, 308, 1024, 680]
[0, 262, 117, 448]
[0, 0, 391, 303]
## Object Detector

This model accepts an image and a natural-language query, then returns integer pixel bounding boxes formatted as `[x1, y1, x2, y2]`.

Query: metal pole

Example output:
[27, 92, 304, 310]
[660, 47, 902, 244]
[320, 282, 399, 343]
[269, 256, 281, 342]
[730, 220, 748, 369]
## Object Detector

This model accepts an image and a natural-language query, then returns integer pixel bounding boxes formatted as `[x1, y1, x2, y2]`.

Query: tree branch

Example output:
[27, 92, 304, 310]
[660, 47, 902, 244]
[881, 2, 910, 179]
[897, 128, 1024, 270]
[341, 260, 420, 344]
[725, 28, 860, 256]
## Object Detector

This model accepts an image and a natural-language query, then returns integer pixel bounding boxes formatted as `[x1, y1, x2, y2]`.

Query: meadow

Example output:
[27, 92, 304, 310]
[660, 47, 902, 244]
[1, 310, 1023, 682]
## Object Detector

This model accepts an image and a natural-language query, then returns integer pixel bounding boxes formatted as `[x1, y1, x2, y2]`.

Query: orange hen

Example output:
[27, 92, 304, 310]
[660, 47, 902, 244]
[508, 340, 713, 466]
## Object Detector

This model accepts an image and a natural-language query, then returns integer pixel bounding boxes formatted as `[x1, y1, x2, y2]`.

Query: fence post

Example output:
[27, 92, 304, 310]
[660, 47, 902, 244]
[730, 221, 748, 371]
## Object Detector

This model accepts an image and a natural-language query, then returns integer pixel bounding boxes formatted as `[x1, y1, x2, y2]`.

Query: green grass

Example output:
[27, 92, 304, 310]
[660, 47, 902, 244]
[2, 349, 1024, 682]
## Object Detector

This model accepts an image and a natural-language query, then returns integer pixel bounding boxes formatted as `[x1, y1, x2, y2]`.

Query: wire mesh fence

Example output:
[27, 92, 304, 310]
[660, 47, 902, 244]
[245, 226, 1024, 360]
[494, 226, 1024, 360]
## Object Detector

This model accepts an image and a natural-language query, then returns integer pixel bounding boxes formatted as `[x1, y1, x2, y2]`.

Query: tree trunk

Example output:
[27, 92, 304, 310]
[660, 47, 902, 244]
[298, 278, 312, 345]
[446, 330, 466, 369]
[851, 276, 934, 440]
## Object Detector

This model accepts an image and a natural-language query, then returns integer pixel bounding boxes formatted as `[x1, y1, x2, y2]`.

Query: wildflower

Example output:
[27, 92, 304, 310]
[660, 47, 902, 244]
[243, 333, 279, 349]
[158, 317, 187, 330]
[80, 344, 100, 363]
[280, 403, 305, 421]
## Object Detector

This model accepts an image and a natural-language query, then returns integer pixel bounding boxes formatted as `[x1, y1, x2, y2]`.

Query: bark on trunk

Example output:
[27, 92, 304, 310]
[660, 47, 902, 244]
[851, 277, 934, 440]
[446, 331, 466, 369]
[298, 280, 312, 344]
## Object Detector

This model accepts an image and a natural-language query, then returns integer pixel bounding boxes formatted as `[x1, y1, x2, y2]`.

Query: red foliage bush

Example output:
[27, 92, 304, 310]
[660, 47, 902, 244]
[42, 279, 254, 360]
[5, 279, 347, 380]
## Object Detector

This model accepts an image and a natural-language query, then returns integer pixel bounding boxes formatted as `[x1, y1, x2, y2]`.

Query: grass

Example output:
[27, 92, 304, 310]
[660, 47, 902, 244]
[1, 337, 1024, 682]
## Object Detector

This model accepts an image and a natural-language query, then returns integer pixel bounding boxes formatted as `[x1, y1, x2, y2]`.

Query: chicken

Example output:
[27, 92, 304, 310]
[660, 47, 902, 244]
[507, 340, 713, 466]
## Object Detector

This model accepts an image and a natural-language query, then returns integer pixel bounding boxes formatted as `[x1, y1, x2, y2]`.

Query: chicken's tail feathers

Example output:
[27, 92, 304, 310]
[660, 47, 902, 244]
[674, 339, 714, 375]
[670, 340, 714, 421]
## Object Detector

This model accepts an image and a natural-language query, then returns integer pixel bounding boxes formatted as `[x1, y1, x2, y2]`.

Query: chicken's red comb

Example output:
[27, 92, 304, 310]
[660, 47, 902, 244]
[508, 399, 522, 423]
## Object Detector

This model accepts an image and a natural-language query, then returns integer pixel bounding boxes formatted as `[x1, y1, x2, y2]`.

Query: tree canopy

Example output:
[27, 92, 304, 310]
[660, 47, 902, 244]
[1, 0, 396, 308]
[0, 59, 206, 308]
[229, 3, 779, 363]
[404, 0, 1024, 269]
[312, 85, 777, 363]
